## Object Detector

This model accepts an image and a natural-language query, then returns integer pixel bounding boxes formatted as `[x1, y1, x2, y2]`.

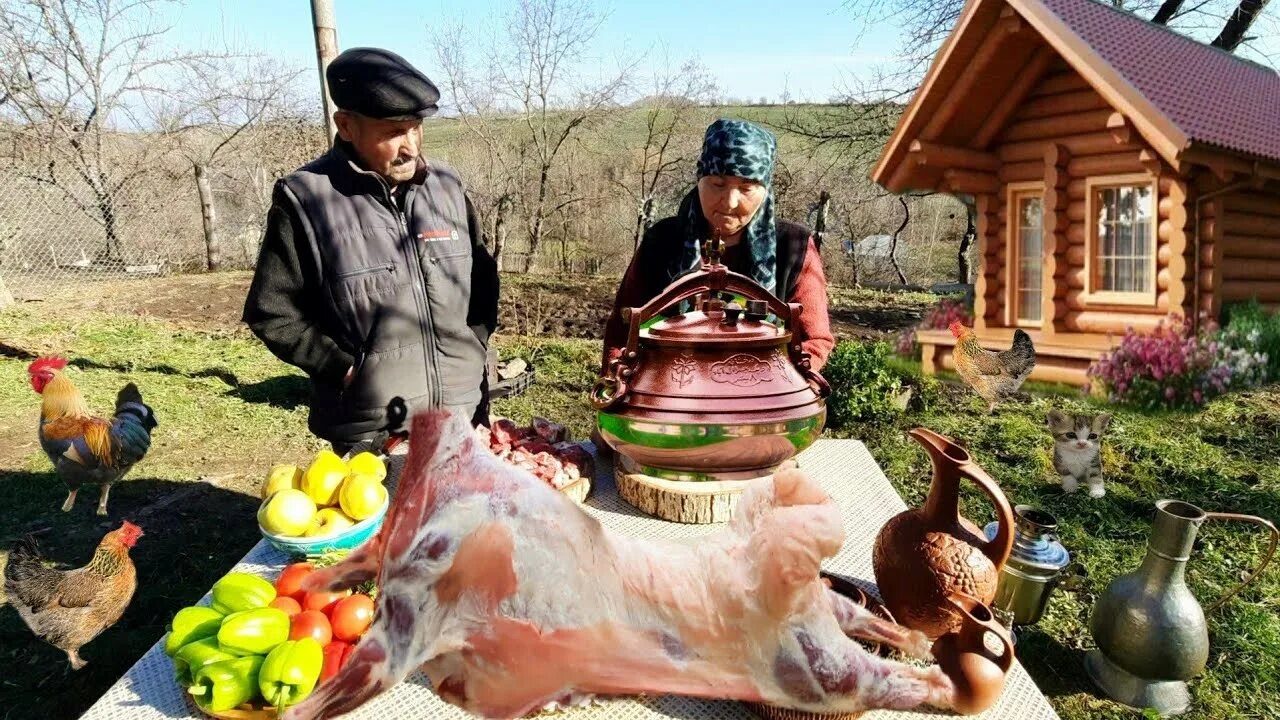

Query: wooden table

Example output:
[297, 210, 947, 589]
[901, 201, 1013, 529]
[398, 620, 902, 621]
[81, 440, 1059, 720]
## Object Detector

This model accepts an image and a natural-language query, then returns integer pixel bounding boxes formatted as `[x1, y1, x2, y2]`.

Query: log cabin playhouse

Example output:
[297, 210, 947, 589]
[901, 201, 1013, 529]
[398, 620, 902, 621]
[871, 0, 1280, 386]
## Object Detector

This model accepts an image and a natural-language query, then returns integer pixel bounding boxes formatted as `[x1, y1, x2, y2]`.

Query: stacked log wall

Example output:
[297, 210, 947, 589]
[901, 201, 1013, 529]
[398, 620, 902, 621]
[1216, 188, 1280, 313]
[981, 60, 1178, 336]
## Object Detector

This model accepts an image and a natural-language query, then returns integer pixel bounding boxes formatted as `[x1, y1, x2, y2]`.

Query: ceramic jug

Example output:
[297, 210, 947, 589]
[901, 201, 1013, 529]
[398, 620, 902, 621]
[872, 427, 1015, 638]
[932, 593, 1016, 715]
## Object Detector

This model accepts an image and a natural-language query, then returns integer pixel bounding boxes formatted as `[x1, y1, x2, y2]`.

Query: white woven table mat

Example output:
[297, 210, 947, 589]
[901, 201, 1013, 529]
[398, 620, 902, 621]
[81, 439, 1058, 720]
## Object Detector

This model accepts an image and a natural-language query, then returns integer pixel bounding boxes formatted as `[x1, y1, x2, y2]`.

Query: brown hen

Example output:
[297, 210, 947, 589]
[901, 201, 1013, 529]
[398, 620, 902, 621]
[3, 521, 143, 669]
[949, 322, 1036, 413]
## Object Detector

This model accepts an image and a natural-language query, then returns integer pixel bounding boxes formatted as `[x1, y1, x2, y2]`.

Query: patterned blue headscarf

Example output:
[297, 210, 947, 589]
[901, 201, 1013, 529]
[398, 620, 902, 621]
[668, 118, 779, 297]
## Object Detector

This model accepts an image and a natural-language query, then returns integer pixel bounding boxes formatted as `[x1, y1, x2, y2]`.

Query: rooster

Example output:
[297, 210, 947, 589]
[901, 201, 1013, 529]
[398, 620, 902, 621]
[4, 521, 143, 669]
[948, 322, 1037, 413]
[27, 356, 159, 516]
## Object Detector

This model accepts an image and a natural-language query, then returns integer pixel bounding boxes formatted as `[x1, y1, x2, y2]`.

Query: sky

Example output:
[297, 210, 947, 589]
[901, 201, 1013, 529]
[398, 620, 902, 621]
[163, 0, 902, 106]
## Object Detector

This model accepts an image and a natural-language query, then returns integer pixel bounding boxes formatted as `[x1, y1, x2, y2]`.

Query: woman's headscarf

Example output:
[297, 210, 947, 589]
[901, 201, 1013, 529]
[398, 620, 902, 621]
[666, 118, 779, 297]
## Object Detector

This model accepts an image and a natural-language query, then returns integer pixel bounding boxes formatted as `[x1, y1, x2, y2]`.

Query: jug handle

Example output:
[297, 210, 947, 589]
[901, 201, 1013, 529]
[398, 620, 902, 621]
[946, 592, 1016, 673]
[957, 463, 1016, 570]
[1203, 512, 1280, 614]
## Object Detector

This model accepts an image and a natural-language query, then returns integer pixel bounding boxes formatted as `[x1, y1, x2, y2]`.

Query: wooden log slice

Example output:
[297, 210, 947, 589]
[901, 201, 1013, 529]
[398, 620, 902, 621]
[614, 460, 764, 524]
[558, 474, 592, 505]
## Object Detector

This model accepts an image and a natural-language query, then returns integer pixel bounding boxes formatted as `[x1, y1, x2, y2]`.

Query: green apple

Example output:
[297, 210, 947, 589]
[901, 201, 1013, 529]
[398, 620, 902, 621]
[301, 450, 348, 506]
[261, 464, 302, 499]
[306, 507, 357, 537]
[346, 452, 387, 482]
[339, 474, 388, 521]
[258, 489, 317, 537]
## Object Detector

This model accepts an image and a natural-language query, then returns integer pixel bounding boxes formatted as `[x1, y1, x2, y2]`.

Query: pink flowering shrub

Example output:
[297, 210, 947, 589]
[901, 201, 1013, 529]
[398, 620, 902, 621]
[1086, 314, 1267, 410]
[896, 298, 973, 358]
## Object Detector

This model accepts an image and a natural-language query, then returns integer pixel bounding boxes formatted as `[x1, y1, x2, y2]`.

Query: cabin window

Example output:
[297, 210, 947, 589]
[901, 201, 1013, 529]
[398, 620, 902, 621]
[1086, 175, 1157, 304]
[1006, 183, 1044, 326]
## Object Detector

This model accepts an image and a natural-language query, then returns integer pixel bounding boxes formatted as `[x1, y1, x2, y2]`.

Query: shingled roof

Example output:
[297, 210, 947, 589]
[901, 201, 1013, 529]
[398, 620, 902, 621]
[1039, 0, 1280, 164]
[872, 0, 1280, 191]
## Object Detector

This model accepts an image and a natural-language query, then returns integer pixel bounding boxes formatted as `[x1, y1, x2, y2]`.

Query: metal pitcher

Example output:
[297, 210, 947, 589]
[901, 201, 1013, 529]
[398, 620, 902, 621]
[984, 505, 1083, 626]
[1086, 499, 1279, 716]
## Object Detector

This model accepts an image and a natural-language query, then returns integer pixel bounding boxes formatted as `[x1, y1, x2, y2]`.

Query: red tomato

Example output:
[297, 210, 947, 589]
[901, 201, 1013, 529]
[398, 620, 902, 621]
[269, 596, 302, 617]
[289, 609, 332, 646]
[274, 563, 315, 601]
[330, 594, 375, 642]
[301, 589, 349, 615]
[321, 640, 354, 682]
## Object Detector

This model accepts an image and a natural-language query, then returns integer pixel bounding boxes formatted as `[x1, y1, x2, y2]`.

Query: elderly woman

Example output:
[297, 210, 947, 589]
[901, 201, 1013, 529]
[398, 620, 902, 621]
[602, 118, 834, 371]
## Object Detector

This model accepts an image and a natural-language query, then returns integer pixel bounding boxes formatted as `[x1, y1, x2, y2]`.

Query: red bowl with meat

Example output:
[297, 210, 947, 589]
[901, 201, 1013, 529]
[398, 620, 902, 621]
[477, 417, 595, 503]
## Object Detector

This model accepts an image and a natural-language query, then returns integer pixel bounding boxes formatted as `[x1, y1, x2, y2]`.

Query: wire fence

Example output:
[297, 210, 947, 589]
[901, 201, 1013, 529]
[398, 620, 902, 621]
[0, 164, 273, 301]
[0, 124, 974, 305]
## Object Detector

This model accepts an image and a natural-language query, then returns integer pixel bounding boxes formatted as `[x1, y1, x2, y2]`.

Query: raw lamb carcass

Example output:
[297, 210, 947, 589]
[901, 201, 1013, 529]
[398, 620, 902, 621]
[284, 409, 959, 720]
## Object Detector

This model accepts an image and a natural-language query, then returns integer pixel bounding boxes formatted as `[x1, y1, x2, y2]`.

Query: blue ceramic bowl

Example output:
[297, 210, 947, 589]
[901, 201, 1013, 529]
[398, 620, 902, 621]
[259, 494, 389, 558]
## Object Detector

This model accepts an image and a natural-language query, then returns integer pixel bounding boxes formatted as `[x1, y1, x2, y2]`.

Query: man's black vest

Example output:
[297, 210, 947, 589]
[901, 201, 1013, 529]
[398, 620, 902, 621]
[278, 145, 485, 443]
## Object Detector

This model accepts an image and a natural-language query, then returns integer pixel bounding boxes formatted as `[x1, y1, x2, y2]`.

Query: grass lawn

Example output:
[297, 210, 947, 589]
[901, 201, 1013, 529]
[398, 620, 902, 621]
[1, 288, 1277, 719]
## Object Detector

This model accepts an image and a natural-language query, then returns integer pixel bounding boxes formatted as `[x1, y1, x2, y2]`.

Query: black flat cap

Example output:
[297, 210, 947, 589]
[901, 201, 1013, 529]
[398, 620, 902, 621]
[326, 47, 440, 120]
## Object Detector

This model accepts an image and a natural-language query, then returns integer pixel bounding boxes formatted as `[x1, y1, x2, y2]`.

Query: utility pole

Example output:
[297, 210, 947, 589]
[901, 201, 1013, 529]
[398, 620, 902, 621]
[311, 0, 339, 144]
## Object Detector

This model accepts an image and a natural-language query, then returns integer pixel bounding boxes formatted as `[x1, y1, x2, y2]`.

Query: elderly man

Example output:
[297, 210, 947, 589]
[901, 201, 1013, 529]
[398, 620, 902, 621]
[243, 47, 498, 455]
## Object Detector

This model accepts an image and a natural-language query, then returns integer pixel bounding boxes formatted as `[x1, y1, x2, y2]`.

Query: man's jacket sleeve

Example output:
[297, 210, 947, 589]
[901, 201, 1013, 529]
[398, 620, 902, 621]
[242, 187, 354, 382]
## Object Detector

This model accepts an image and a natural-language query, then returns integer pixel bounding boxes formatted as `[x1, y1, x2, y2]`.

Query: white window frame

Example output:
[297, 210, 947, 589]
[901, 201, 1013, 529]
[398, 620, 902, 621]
[1006, 181, 1045, 328]
[1084, 173, 1159, 306]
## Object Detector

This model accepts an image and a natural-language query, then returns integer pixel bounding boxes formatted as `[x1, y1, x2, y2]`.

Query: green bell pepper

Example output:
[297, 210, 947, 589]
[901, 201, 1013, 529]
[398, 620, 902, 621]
[259, 638, 324, 709]
[164, 605, 224, 657]
[187, 655, 265, 713]
[210, 572, 276, 615]
[173, 636, 237, 687]
[217, 607, 290, 656]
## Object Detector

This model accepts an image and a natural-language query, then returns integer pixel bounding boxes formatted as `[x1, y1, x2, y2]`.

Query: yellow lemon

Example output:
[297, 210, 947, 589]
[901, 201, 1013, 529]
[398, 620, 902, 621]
[339, 474, 388, 521]
[258, 489, 317, 537]
[305, 507, 357, 537]
[346, 452, 387, 482]
[261, 464, 302, 499]
[301, 450, 348, 506]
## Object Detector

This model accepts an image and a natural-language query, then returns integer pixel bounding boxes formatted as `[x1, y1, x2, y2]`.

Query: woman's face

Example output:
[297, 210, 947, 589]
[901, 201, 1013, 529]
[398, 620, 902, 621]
[698, 175, 767, 239]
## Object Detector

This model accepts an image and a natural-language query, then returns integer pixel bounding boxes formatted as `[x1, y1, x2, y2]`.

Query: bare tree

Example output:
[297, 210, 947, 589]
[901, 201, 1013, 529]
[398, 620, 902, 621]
[435, 0, 636, 272]
[1213, 0, 1272, 50]
[152, 55, 306, 270]
[0, 0, 206, 268]
[890, 196, 910, 285]
[616, 57, 716, 249]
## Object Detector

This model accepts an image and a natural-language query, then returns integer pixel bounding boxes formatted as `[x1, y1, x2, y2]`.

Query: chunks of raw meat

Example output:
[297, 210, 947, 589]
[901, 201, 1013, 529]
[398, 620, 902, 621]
[476, 417, 590, 491]
[283, 409, 962, 720]
[532, 417, 567, 444]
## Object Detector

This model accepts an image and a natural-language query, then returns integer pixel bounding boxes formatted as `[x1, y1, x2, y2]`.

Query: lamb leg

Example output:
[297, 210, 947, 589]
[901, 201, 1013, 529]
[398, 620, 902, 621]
[827, 589, 933, 660]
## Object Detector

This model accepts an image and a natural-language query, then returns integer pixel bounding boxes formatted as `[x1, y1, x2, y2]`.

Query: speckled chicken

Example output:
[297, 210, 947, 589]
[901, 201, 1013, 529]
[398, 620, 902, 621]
[4, 522, 143, 669]
[949, 322, 1036, 413]
[283, 409, 965, 720]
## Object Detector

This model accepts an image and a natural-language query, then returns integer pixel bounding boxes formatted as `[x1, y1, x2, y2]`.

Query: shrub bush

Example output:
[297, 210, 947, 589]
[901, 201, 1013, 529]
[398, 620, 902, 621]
[896, 297, 972, 358]
[1086, 314, 1268, 410]
[1221, 299, 1280, 381]
[823, 340, 905, 427]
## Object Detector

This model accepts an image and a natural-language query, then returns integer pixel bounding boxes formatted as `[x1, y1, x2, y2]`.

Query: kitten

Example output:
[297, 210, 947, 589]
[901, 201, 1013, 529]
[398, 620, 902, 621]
[1047, 409, 1111, 498]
